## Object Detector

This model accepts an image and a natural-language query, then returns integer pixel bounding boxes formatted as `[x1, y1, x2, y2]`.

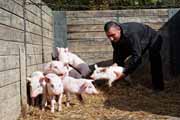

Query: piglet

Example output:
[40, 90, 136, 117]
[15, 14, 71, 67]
[44, 61, 68, 76]
[27, 71, 45, 106]
[42, 73, 64, 113]
[56, 47, 91, 77]
[61, 75, 99, 106]
[90, 63, 125, 87]
[44, 60, 82, 78]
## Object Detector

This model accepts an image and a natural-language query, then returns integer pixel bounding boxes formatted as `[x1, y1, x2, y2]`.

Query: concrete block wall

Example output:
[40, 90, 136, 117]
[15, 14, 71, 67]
[0, 0, 53, 120]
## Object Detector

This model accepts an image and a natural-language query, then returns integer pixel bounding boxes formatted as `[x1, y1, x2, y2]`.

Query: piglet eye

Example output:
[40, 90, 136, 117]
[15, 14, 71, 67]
[51, 84, 54, 88]
[54, 66, 58, 69]
[88, 86, 92, 88]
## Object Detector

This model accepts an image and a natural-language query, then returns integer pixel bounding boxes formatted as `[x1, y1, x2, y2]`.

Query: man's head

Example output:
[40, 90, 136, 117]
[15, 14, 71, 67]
[104, 21, 122, 43]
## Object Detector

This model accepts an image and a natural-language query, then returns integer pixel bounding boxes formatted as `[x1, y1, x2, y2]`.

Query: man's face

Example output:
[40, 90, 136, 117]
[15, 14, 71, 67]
[106, 27, 121, 43]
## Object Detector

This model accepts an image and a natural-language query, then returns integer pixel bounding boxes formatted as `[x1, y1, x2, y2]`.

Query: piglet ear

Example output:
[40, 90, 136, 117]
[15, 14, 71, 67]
[27, 77, 31, 82]
[94, 64, 98, 70]
[44, 77, 50, 83]
[39, 77, 46, 86]
[64, 48, 69, 52]
[100, 68, 106, 72]
[80, 82, 88, 92]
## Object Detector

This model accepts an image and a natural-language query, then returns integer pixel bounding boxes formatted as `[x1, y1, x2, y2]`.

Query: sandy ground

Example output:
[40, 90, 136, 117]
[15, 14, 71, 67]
[18, 76, 180, 120]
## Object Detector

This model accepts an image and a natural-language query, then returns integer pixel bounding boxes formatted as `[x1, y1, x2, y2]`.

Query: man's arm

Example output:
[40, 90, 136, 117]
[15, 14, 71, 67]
[112, 43, 124, 66]
[123, 34, 142, 75]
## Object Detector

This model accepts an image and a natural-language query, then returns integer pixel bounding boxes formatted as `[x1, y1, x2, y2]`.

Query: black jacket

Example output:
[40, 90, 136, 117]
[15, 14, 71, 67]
[112, 22, 161, 75]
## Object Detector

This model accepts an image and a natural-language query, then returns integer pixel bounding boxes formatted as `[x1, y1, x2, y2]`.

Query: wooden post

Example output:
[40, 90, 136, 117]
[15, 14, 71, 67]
[19, 47, 28, 116]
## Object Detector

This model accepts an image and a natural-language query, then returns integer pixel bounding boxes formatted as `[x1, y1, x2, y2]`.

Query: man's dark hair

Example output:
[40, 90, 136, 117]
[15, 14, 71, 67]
[104, 21, 120, 32]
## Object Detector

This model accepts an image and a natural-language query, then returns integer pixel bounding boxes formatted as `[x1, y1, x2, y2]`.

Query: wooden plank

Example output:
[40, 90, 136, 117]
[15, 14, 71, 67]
[0, 41, 24, 55]
[43, 46, 53, 54]
[68, 38, 111, 46]
[117, 9, 168, 17]
[43, 28, 53, 39]
[66, 10, 119, 18]
[26, 64, 43, 76]
[25, 0, 41, 18]
[0, 94, 21, 120]
[69, 45, 113, 53]
[0, 56, 19, 71]
[26, 32, 42, 45]
[0, 0, 23, 17]
[66, 9, 168, 18]
[27, 54, 42, 66]
[26, 21, 42, 35]
[67, 16, 168, 25]
[43, 53, 52, 63]
[43, 46, 53, 63]
[25, 10, 41, 26]
[26, 44, 42, 55]
[42, 4, 52, 17]
[84, 58, 112, 65]
[67, 31, 106, 39]
[0, 69, 20, 88]
[42, 11, 53, 24]
[67, 17, 118, 25]
[43, 37, 53, 46]
[68, 24, 104, 32]
[72, 51, 113, 59]
[0, 8, 24, 30]
[42, 20, 53, 31]
[118, 16, 168, 23]
[13, 0, 24, 6]
[0, 24, 24, 42]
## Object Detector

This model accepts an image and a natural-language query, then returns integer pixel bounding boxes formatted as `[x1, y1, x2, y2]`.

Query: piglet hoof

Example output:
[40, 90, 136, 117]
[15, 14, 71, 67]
[58, 107, 62, 111]
[66, 102, 70, 107]
[51, 109, 55, 113]
[108, 83, 112, 87]
[42, 108, 45, 112]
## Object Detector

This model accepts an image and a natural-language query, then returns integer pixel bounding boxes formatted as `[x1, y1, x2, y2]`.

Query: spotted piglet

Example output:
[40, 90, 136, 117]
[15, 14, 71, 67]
[27, 71, 45, 106]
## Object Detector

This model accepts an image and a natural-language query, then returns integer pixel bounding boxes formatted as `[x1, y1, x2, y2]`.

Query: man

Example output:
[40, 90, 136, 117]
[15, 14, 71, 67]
[104, 21, 164, 91]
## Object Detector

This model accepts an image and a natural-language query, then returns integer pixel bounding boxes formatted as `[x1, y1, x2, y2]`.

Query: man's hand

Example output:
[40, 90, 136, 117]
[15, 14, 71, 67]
[114, 71, 126, 80]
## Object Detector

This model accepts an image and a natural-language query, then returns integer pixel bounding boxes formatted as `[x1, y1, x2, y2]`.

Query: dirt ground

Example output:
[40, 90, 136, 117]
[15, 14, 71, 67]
[18, 76, 180, 120]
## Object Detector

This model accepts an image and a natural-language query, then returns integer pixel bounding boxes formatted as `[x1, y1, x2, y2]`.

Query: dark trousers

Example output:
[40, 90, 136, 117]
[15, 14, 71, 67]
[149, 36, 164, 90]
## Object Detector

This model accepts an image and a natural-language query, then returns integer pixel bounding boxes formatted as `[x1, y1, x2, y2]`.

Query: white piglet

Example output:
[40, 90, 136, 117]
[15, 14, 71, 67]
[56, 47, 91, 77]
[44, 60, 82, 78]
[42, 73, 64, 113]
[90, 64, 125, 87]
[27, 71, 45, 105]
[44, 61, 68, 76]
[61, 75, 99, 106]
